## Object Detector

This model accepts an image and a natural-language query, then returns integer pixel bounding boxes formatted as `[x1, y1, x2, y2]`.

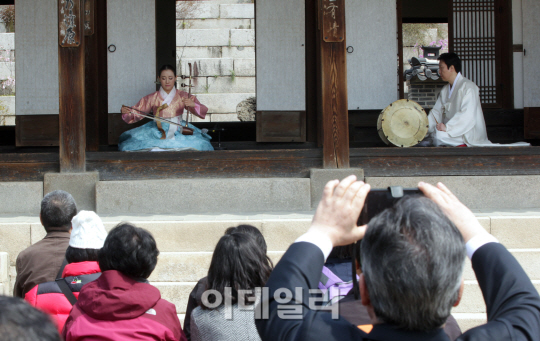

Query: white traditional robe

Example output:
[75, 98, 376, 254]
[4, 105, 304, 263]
[427, 75, 529, 147]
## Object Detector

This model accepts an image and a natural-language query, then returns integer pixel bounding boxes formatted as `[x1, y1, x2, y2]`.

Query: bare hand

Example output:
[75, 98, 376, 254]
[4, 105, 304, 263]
[418, 182, 488, 243]
[436, 123, 447, 132]
[121, 106, 130, 115]
[182, 96, 196, 108]
[309, 175, 370, 247]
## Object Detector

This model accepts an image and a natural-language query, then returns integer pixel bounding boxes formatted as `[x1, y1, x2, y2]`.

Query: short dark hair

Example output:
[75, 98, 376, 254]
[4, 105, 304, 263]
[65, 246, 100, 264]
[361, 196, 466, 331]
[98, 223, 159, 279]
[205, 233, 273, 309]
[40, 190, 77, 232]
[0, 296, 61, 341]
[159, 64, 176, 77]
[438, 52, 461, 73]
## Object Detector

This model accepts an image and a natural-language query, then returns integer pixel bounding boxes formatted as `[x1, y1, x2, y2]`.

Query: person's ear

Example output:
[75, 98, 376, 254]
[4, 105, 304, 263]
[449, 65, 456, 74]
[453, 278, 464, 307]
[359, 273, 371, 306]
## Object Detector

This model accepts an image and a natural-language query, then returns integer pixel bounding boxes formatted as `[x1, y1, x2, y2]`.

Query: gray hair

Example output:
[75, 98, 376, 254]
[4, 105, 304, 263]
[361, 195, 466, 331]
[40, 190, 77, 232]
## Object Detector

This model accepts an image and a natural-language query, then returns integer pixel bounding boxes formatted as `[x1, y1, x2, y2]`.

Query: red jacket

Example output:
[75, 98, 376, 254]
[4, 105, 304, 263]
[25, 261, 101, 332]
[63, 270, 186, 341]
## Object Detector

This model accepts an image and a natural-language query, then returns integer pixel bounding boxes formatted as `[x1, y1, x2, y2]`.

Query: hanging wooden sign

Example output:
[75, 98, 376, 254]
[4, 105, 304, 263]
[322, 0, 345, 43]
[84, 0, 94, 36]
[59, 0, 82, 47]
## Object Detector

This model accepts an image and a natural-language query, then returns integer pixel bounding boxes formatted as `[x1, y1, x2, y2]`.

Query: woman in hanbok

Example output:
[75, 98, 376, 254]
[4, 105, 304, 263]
[119, 65, 214, 152]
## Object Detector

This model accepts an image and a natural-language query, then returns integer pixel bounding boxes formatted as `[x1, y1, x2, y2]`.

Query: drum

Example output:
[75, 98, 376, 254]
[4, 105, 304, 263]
[377, 99, 429, 147]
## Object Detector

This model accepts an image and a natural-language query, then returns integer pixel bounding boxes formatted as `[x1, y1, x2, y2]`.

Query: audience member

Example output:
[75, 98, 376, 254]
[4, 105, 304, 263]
[0, 295, 61, 341]
[184, 224, 271, 340]
[63, 223, 186, 341]
[318, 244, 355, 305]
[190, 232, 272, 341]
[14, 190, 77, 297]
[321, 243, 462, 339]
[255, 176, 540, 340]
[25, 210, 107, 332]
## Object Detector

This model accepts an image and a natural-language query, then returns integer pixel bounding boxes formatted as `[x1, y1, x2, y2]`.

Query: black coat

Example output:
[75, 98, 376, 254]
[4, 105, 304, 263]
[256, 242, 540, 341]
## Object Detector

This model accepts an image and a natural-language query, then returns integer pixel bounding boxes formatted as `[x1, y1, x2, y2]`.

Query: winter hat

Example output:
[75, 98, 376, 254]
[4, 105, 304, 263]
[69, 210, 107, 249]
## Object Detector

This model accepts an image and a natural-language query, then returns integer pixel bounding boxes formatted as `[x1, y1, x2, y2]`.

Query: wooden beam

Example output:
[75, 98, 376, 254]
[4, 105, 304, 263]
[318, 0, 349, 168]
[58, 0, 86, 172]
[85, 0, 99, 151]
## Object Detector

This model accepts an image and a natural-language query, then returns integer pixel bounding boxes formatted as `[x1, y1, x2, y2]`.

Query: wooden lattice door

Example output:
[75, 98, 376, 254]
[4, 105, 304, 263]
[449, 0, 512, 108]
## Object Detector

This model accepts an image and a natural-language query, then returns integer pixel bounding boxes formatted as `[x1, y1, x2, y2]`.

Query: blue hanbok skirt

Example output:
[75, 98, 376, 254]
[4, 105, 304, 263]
[118, 120, 214, 152]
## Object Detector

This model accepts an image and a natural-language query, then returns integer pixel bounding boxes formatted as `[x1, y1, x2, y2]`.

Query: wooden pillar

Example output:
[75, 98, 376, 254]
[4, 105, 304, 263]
[317, 0, 349, 168]
[59, 0, 86, 172]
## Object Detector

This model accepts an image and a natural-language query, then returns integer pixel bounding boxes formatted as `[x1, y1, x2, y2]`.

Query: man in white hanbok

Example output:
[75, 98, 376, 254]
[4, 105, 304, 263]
[427, 53, 529, 147]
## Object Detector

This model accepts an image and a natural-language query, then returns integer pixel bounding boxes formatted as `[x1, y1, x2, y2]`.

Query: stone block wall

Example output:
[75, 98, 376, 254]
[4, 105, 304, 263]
[176, 0, 255, 122]
[406, 78, 445, 109]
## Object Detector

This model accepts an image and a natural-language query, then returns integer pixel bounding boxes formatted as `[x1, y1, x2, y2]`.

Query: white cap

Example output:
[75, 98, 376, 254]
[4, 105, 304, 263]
[69, 211, 107, 249]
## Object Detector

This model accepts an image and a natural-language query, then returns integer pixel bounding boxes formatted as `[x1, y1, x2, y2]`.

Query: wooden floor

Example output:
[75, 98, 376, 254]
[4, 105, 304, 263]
[1, 145, 540, 181]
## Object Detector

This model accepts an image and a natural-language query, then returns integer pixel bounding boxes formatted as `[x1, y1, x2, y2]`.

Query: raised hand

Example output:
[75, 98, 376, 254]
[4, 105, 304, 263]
[309, 175, 371, 247]
[419, 182, 488, 243]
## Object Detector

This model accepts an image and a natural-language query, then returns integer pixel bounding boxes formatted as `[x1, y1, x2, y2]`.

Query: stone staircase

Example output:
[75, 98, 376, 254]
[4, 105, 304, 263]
[1, 209, 539, 333]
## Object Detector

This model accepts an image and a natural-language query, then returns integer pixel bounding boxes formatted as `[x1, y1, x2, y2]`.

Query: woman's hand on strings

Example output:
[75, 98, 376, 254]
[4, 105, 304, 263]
[121, 106, 130, 115]
[182, 96, 196, 108]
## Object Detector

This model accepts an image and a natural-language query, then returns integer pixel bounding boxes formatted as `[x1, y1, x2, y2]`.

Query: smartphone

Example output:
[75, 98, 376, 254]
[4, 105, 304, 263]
[358, 186, 423, 225]
[353, 186, 423, 295]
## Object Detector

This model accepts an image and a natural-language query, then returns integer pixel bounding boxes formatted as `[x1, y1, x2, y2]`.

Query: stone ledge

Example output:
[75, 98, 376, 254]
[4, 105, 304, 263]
[44, 172, 99, 211]
[310, 169, 365, 208]
[96, 178, 311, 215]
[364, 176, 540, 210]
[0, 182, 42, 215]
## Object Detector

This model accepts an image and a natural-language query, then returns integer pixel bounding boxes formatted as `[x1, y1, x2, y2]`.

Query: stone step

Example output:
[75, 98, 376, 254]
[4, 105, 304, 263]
[0, 252, 9, 295]
[149, 247, 540, 284]
[149, 251, 284, 283]
[452, 313, 487, 333]
[2, 212, 540, 269]
[453, 280, 540, 314]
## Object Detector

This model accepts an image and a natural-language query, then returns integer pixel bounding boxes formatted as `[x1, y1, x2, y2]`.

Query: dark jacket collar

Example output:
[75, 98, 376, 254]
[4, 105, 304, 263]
[43, 229, 71, 238]
[365, 323, 450, 341]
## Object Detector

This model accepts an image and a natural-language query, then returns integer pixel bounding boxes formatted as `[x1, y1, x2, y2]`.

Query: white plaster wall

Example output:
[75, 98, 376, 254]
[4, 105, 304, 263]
[513, 0, 524, 109]
[107, 0, 156, 113]
[346, 0, 398, 110]
[15, 0, 59, 116]
[255, 0, 305, 111]
[523, 0, 540, 107]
